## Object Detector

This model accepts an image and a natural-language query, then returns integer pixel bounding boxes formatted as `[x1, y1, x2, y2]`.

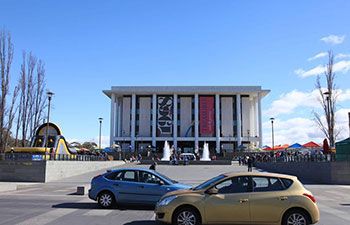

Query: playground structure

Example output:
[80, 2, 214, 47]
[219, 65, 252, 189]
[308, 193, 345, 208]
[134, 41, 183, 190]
[5, 123, 76, 156]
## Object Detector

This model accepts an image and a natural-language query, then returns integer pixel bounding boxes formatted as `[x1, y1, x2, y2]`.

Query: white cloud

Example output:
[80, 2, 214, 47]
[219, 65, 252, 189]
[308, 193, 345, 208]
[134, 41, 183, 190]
[264, 90, 321, 117]
[296, 60, 350, 77]
[66, 135, 110, 148]
[321, 35, 345, 45]
[335, 53, 350, 59]
[263, 109, 350, 146]
[308, 52, 328, 61]
[264, 89, 350, 117]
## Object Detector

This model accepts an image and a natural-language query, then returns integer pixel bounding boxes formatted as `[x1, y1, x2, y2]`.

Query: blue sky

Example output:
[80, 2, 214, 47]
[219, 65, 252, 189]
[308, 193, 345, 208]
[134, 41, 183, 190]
[1, 0, 350, 147]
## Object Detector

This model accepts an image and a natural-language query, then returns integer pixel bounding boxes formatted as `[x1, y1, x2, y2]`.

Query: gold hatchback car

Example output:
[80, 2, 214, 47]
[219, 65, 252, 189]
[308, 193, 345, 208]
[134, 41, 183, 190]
[155, 172, 319, 225]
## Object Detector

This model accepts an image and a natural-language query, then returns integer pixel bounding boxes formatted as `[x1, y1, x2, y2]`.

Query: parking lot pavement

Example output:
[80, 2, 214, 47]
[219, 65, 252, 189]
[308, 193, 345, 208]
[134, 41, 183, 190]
[0, 162, 349, 225]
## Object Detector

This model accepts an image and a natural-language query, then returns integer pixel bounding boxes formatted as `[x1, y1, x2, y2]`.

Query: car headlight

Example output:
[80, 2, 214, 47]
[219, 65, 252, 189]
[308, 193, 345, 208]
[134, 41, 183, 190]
[158, 196, 177, 206]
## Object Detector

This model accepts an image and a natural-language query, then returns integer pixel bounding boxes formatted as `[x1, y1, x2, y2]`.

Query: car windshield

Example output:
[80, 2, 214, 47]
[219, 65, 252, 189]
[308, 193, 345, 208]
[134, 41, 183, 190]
[193, 175, 226, 191]
[154, 171, 178, 183]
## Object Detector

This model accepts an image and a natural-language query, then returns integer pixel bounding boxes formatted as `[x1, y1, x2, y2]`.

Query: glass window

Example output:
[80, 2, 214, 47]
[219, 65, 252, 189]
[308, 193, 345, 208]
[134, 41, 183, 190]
[139, 171, 163, 184]
[215, 176, 250, 194]
[193, 175, 226, 191]
[123, 171, 136, 182]
[252, 177, 284, 192]
[281, 178, 293, 189]
[105, 171, 123, 180]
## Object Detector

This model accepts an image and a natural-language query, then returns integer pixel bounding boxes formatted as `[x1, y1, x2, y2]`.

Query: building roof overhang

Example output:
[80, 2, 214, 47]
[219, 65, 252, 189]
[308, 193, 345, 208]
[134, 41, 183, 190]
[103, 86, 270, 99]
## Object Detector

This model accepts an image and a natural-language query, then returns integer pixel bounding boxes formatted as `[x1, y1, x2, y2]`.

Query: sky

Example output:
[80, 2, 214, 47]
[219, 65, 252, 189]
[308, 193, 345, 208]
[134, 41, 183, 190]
[1, 0, 349, 147]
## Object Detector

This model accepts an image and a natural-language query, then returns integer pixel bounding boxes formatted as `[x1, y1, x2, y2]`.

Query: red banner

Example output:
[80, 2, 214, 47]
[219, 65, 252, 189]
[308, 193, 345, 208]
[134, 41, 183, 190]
[199, 97, 214, 135]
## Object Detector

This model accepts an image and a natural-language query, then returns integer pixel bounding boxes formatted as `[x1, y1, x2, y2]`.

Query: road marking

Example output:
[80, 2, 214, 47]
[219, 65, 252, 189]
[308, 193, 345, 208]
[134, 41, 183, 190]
[83, 209, 113, 216]
[15, 208, 78, 225]
[318, 204, 350, 222]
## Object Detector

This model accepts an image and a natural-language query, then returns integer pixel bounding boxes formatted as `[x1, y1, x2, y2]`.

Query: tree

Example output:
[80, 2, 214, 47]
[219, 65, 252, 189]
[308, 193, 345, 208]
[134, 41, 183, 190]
[0, 27, 19, 152]
[82, 142, 98, 150]
[313, 51, 340, 148]
[15, 51, 47, 147]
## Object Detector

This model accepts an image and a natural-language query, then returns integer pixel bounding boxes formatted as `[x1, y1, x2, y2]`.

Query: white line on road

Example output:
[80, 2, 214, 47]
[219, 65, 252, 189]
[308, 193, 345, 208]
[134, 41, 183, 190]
[83, 209, 113, 216]
[318, 204, 350, 222]
[15, 208, 78, 225]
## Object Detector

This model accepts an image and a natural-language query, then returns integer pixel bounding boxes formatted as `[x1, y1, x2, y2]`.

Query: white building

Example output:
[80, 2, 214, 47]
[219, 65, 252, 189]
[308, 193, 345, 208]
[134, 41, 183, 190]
[103, 86, 270, 153]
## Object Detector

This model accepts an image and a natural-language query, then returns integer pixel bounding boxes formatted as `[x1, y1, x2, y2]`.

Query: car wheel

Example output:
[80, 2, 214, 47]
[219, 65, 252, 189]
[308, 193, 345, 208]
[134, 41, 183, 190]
[282, 209, 310, 225]
[98, 191, 115, 208]
[173, 207, 200, 225]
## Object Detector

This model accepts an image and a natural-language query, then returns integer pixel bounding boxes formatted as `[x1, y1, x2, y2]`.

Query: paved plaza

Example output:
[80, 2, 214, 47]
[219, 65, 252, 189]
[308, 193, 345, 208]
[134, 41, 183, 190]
[0, 162, 349, 225]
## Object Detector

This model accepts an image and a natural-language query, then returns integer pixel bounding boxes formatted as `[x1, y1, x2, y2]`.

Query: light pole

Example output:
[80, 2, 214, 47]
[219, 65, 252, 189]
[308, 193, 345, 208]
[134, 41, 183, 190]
[98, 117, 103, 150]
[270, 118, 275, 150]
[348, 112, 350, 137]
[324, 91, 332, 147]
[45, 91, 54, 159]
[247, 130, 250, 150]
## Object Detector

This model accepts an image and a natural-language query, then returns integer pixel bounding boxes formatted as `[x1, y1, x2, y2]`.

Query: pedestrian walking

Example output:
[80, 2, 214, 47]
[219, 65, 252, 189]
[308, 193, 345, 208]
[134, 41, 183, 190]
[149, 161, 157, 171]
[247, 156, 253, 172]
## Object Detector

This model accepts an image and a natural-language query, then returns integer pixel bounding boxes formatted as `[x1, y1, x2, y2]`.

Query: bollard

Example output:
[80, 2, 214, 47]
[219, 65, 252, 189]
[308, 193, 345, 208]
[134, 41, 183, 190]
[77, 186, 85, 195]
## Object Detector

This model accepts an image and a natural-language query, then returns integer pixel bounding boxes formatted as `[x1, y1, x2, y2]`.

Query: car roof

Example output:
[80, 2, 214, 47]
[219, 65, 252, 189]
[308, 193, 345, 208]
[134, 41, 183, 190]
[222, 171, 297, 179]
[108, 168, 156, 173]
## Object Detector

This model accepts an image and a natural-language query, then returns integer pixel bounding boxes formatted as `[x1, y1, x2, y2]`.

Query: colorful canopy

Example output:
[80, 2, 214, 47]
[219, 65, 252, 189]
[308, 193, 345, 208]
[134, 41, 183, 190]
[302, 141, 321, 148]
[287, 143, 305, 149]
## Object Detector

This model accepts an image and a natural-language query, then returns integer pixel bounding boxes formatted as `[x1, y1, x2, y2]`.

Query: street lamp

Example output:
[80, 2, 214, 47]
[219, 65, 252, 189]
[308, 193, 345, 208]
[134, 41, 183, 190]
[247, 130, 250, 150]
[98, 117, 103, 150]
[45, 91, 54, 159]
[270, 118, 275, 150]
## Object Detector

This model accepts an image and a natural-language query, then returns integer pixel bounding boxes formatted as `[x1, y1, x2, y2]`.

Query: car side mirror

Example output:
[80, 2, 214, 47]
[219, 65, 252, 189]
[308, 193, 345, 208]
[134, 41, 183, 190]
[206, 188, 218, 195]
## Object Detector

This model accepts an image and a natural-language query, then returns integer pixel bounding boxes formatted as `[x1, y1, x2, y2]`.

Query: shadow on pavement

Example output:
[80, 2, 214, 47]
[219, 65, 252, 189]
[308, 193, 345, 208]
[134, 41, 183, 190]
[52, 202, 154, 211]
[124, 221, 157, 225]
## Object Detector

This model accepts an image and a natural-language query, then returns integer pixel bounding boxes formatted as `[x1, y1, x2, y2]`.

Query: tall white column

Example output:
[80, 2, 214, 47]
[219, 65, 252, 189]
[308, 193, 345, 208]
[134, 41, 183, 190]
[115, 97, 119, 137]
[117, 97, 122, 137]
[215, 94, 220, 153]
[110, 93, 116, 146]
[258, 93, 263, 148]
[195, 93, 199, 149]
[131, 94, 136, 151]
[152, 94, 157, 147]
[236, 94, 242, 149]
[173, 94, 178, 150]
[254, 97, 258, 137]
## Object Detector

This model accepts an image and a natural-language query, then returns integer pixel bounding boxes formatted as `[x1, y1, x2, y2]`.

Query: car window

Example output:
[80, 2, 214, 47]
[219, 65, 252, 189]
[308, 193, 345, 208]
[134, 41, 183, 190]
[104, 171, 123, 180]
[193, 175, 226, 191]
[120, 171, 137, 182]
[252, 177, 284, 192]
[281, 178, 293, 189]
[215, 176, 250, 194]
[139, 171, 163, 184]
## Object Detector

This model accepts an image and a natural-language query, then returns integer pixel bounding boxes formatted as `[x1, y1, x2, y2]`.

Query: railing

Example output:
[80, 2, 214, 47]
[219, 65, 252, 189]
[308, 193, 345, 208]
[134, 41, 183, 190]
[252, 153, 350, 163]
[0, 152, 108, 162]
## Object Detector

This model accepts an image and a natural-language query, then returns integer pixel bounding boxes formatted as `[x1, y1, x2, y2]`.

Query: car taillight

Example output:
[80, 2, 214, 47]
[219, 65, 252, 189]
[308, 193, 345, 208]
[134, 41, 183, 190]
[93, 174, 102, 179]
[303, 193, 316, 203]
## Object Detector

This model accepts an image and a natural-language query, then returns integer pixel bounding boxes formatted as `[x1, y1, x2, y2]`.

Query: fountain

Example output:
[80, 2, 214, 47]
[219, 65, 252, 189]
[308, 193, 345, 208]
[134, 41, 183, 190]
[200, 142, 211, 161]
[161, 141, 171, 161]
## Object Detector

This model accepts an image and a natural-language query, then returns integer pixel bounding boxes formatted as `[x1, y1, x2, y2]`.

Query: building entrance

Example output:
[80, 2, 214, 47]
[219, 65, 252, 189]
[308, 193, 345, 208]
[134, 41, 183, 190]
[177, 141, 194, 153]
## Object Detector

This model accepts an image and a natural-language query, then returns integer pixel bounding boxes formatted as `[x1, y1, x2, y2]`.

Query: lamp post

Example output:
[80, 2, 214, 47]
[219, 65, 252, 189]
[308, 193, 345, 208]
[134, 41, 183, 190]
[98, 117, 103, 150]
[270, 118, 275, 150]
[45, 91, 54, 159]
[348, 112, 350, 137]
[247, 130, 250, 150]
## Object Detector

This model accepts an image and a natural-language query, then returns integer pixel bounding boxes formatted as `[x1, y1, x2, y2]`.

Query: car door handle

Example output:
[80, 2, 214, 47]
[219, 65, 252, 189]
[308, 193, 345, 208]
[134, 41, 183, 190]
[139, 185, 144, 188]
[239, 198, 249, 203]
[279, 196, 288, 201]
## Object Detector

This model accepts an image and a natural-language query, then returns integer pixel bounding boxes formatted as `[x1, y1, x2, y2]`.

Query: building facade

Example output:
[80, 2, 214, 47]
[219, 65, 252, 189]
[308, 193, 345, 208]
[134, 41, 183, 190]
[103, 86, 270, 153]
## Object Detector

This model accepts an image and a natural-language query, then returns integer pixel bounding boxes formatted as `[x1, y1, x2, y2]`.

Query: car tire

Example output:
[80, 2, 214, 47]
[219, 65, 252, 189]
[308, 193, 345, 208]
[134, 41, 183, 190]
[97, 191, 115, 209]
[282, 209, 310, 225]
[172, 207, 201, 225]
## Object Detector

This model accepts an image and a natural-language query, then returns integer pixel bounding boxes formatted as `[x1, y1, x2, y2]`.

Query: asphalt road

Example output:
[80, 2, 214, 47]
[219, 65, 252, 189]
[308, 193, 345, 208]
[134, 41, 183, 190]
[0, 162, 349, 225]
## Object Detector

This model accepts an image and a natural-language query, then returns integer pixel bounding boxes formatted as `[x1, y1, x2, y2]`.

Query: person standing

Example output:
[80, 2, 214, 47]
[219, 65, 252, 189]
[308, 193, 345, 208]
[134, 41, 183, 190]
[247, 156, 253, 172]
